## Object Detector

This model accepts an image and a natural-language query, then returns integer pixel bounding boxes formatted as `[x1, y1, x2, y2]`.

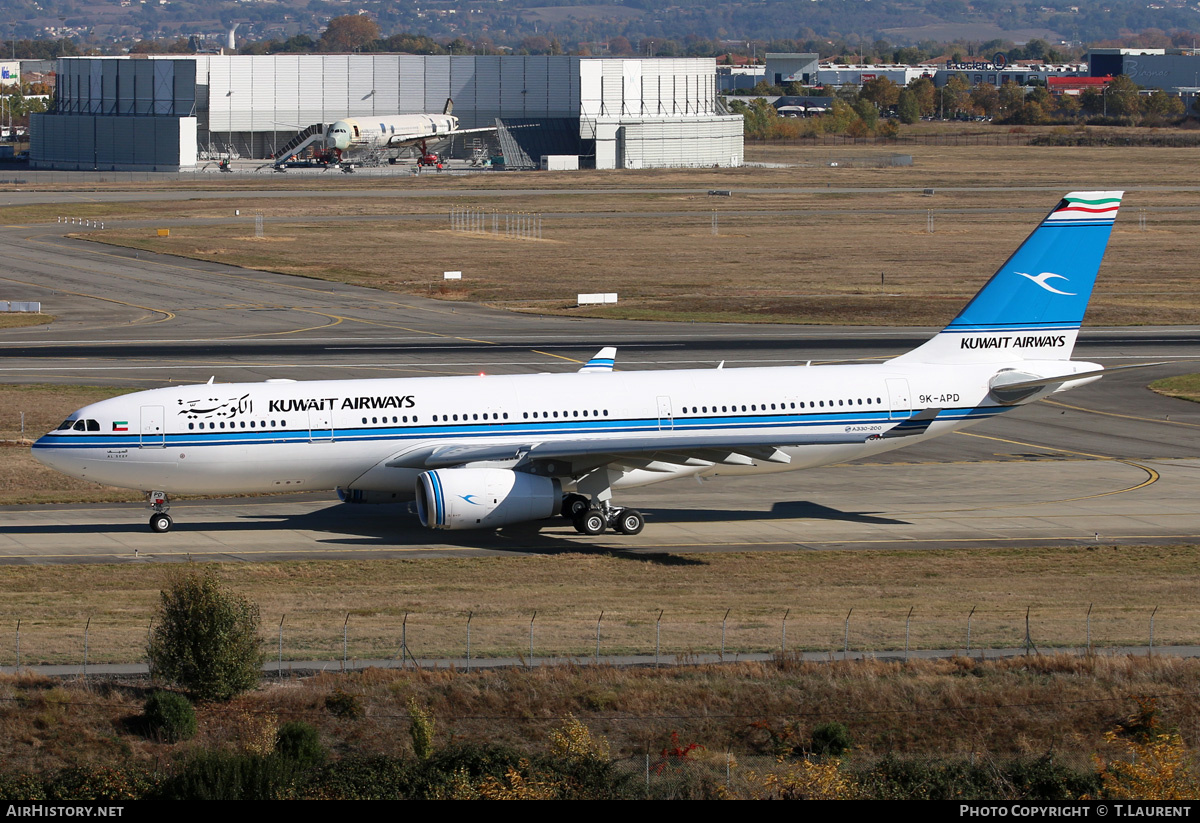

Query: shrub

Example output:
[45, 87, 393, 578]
[146, 565, 262, 702]
[155, 750, 302, 801]
[325, 688, 363, 720]
[276, 721, 326, 768]
[810, 721, 852, 757]
[142, 690, 197, 743]
[407, 697, 435, 760]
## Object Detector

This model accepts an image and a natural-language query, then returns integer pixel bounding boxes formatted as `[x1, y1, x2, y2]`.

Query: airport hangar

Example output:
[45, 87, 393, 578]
[30, 54, 744, 172]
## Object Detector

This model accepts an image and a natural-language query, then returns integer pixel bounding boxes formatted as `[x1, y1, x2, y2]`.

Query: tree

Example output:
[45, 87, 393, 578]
[1104, 75, 1141, 118]
[319, 15, 380, 53]
[941, 73, 971, 118]
[860, 76, 899, 111]
[907, 77, 936, 116]
[147, 565, 262, 701]
[998, 81, 1025, 118]
[897, 89, 920, 124]
[970, 83, 999, 117]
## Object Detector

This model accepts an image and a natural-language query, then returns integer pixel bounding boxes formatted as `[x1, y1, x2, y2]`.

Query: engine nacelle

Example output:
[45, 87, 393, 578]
[416, 469, 561, 530]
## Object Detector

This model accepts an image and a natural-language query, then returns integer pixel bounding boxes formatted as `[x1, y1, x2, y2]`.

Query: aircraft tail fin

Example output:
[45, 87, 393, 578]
[443, 97, 454, 116]
[892, 191, 1123, 365]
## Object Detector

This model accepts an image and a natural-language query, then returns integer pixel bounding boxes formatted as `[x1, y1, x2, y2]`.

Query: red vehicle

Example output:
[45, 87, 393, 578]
[417, 152, 440, 167]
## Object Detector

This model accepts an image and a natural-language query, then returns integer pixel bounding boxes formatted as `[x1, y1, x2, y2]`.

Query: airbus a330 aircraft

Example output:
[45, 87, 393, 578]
[34, 191, 1125, 536]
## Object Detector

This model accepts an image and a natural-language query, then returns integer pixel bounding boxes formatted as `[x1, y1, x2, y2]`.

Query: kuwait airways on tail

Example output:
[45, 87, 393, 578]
[34, 192, 1123, 536]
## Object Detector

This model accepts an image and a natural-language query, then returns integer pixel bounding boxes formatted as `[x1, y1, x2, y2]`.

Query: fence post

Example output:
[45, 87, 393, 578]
[14, 619, 19, 669]
[721, 609, 729, 662]
[83, 617, 90, 679]
[1149, 606, 1159, 657]
[466, 611, 473, 673]
[342, 613, 349, 672]
[1086, 603, 1092, 655]
[781, 608, 789, 655]
[595, 611, 603, 663]
[905, 607, 913, 663]
[400, 612, 409, 669]
[967, 605, 976, 656]
[843, 608, 852, 660]
[528, 611, 536, 669]
[278, 615, 285, 679]
[655, 610, 663, 668]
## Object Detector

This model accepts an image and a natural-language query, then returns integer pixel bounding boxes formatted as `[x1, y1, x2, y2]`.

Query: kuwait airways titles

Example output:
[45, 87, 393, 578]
[265, 395, 418, 414]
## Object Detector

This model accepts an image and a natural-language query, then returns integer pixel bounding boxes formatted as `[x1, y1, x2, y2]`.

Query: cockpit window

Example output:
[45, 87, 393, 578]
[72, 420, 86, 431]
[57, 419, 75, 430]
[86, 420, 99, 432]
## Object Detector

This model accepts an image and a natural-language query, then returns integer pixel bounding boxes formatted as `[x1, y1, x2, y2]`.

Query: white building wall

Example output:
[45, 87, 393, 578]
[39, 55, 740, 171]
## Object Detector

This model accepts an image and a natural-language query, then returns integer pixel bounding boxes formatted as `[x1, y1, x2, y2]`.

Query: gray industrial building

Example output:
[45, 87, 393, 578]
[32, 54, 742, 171]
[1087, 48, 1200, 91]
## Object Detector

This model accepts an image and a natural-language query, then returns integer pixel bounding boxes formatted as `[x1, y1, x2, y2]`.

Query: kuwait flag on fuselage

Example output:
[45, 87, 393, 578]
[113, 421, 128, 431]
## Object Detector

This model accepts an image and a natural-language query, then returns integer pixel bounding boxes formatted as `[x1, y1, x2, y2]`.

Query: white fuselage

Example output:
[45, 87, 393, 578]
[326, 114, 459, 152]
[31, 359, 1095, 500]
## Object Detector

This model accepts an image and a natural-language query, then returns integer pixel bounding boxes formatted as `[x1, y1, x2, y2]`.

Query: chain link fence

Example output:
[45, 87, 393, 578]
[0, 604, 1183, 671]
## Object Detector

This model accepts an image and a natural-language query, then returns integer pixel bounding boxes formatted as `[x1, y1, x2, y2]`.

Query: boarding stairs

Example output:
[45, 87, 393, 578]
[273, 124, 329, 166]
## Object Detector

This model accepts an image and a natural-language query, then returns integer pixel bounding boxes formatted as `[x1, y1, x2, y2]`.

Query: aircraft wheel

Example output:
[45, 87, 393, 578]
[574, 510, 607, 536]
[562, 493, 590, 520]
[613, 509, 645, 536]
[149, 513, 173, 534]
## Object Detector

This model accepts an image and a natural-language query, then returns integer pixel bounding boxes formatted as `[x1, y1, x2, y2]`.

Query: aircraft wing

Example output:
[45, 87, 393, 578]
[383, 126, 498, 149]
[385, 413, 938, 473]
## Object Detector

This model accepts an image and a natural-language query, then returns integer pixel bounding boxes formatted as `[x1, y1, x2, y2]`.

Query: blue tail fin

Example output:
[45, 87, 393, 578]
[893, 191, 1122, 364]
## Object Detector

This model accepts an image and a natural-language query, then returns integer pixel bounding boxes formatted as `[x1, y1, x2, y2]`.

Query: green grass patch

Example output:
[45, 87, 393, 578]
[1149, 373, 1200, 403]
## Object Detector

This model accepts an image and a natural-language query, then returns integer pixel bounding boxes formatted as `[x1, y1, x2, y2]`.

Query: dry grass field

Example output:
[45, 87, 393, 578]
[0, 384, 140, 504]
[1, 546, 1196, 666]
[1, 654, 1196, 777]
[27, 142, 1195, 327]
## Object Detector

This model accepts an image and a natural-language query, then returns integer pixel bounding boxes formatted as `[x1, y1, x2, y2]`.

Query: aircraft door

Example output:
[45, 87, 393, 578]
[885, 379, 912, 420]
[657, 396, 674, 430]
[308, 408, 333, 442]
[140, 406, 165, 448]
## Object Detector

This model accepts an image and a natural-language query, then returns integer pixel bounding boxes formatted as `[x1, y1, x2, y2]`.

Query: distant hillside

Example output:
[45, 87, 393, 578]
[2, 0, 1197, 55]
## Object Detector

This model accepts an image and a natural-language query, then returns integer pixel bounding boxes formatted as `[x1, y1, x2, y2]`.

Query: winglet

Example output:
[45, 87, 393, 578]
[578, 347, 616, 373]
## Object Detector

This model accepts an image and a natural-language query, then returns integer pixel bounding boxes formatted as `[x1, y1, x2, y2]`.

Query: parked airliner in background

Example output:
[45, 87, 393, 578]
[35, 192, 1127, 536]
[325, 99, 494, 165]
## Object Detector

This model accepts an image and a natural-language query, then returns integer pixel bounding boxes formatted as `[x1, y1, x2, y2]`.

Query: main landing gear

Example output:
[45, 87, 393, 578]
[148, 490, 172, 533]
[561, 493, 645, 536]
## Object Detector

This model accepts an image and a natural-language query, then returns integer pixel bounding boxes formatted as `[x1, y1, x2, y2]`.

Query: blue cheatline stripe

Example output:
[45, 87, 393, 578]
[941, 322, 1080, 332]
[32, 405, 1009, 451]
[430, 470, 445, 526]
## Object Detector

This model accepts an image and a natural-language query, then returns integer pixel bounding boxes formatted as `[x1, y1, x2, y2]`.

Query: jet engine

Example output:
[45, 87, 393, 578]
[416, 469, 561, 530]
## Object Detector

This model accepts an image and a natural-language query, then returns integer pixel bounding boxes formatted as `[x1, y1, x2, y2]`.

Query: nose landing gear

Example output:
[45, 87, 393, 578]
[147, 491, 173, 533]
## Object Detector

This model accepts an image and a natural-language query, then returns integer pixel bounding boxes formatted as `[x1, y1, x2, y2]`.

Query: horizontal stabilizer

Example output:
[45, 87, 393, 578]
[987, 360, 1187, 405]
